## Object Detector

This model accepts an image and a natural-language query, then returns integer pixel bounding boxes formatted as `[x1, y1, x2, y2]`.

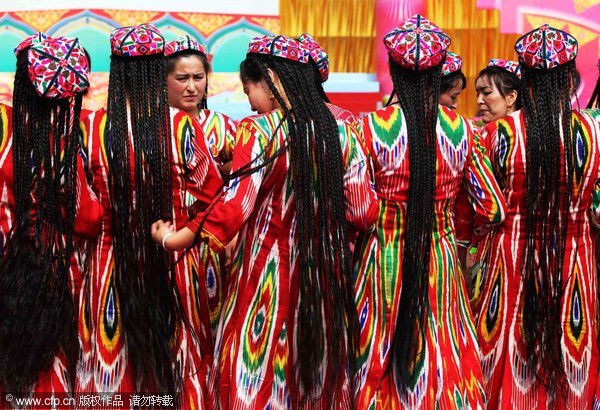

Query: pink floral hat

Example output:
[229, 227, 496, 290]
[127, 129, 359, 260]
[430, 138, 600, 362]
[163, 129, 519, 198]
[165, 35, 208, 57]
[110, 23, 165, 57]
[297, 33, 329, 82]
[28, 36, 90, 99]
[514, 24, 577, 70]
[442, 51, 462, 76]
[247, 35, 311, 64]
[384, 14, 451, 71]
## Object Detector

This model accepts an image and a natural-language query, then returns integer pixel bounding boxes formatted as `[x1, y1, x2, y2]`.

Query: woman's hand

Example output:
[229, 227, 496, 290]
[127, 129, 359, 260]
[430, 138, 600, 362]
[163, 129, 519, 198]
[151, 220, 197, 252]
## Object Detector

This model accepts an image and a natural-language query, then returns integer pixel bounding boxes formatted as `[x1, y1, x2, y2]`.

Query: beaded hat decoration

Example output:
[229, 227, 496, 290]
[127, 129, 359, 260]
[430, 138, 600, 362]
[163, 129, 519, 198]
[110, 23, 165, 57]
[28, 36, 90, 99]
[514, 24, 578, 70]
[442, 51, 462, 76]
[165, 35, 208, 57]
[297, 33, 329, 82]
[247, 35, 311, 64]
[488, 58, 522, 79]
[14, 32, 48, 56]
[384, 14, 451, 71]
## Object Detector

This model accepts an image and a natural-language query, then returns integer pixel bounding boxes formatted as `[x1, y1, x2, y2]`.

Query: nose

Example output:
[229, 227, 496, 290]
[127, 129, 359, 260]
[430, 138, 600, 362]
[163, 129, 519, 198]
[186, 78, 196, 92]
[451, 102, 458, 110]
[476, 93, 484, 106]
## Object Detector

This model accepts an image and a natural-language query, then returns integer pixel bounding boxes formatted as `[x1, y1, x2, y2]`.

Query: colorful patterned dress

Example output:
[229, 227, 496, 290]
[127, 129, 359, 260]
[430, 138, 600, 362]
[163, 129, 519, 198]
[476, 110, 600, 409]
[76, 107, 222, 405]
[193, 109, 378, 409]
[0, 102, 103, 395]
[196, 109, 236, 339]
[354, 105, 507, 409]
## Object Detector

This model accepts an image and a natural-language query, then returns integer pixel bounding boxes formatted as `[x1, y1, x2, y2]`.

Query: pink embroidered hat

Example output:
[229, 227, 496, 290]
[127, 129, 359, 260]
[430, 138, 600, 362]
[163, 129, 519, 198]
[28, 36, 90, 99]
[110, 23, 165, 57]
[247, 35, 311, 64]
[14, 32, 48, 56]
[488, 58, 522, 79]
[514, 24, 578, 70]
[384, 14, 451, 71]
[297, 33, 329, 82]
[442, 51, 462, 76]
[165, 35, 208, 57]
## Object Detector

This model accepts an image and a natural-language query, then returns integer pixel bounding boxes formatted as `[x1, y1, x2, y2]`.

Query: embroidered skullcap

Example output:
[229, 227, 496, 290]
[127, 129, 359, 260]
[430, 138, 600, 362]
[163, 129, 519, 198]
[28, 36, 90, 99]
[297, 33, 329, 82]
[384, 14, 451, 71]
[14, 32, 48, 56]
[514, 24, 578, 70]
[442, 51, 462, 76]
[110, 23, 165, 57]
[165, 35, 208, 57]
[247, 35, 311, 64]
[488, 58, 522, 79]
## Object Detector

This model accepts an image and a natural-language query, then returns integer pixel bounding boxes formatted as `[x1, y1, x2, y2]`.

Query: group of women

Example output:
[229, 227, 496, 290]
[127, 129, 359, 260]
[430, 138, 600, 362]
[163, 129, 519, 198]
[0, 12, 599, 410]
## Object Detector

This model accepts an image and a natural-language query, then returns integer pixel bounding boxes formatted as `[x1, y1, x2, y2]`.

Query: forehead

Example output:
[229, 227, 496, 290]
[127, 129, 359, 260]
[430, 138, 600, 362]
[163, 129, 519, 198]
[475, 75, 495, 89]
[172, 55, 206, 72]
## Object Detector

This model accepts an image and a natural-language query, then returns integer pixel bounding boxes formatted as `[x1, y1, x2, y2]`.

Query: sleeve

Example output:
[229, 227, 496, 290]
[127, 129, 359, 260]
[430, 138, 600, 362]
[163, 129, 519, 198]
[219, 113, 237, 164]
[463, 120, 506, 236]
[72, 154, 103, 239]
[187, 118, 267, 250]
[341, 120, 379, 231]
[180, 113, 224, 208]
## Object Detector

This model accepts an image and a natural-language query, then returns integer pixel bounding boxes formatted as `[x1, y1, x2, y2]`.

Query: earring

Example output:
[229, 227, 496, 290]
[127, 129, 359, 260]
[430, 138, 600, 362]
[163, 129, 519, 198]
[269, 93, 274, 100]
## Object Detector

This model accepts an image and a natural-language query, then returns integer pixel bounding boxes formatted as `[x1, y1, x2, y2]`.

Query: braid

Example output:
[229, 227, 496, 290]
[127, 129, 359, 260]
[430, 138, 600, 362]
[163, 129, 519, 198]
[387, 56, 440, 389]
[587, 72, 600, 109]
[106, 54, 181, 396]
[521, 61, 575, 397]
[0, 51, 79, 390]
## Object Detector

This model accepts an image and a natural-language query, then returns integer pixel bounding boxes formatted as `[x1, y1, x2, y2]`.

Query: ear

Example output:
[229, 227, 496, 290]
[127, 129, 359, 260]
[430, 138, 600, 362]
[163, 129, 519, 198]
[506, 90, 518, 110]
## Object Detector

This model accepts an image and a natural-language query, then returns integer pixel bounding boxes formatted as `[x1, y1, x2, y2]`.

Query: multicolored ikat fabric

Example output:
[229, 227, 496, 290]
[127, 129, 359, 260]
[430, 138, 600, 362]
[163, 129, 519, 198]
[76, 107, 222, 407]
[192, 108, 378, 409]
[353, 104, 506, 409]
[476, 109, 600, 408]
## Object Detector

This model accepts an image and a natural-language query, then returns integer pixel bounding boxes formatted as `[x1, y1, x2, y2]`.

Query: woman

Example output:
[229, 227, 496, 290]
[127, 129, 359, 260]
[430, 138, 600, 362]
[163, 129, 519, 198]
[475, 59, 522, 126]
[476, 24, 600, 408]
[76, 24, 222, 405]
[440, 51, 466, 110]
[152, 34, 378, 408]
[165, 34, 236, 342]
[0, 34, 102, 394]
[458, 58, 524, 305]
[353, 15, 506, 408]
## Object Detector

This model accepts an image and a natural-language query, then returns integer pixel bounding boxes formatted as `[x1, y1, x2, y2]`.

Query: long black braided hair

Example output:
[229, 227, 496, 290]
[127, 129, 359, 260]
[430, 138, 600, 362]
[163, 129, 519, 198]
[0, 46, 81, 391]
[106, 52, 182, 395]
[587, 66, 599, 109]
[236, 52, 358, 399]
[520, 60, 576, 396]
[167, 50, 211, 109]
[387, 56, 441, 390]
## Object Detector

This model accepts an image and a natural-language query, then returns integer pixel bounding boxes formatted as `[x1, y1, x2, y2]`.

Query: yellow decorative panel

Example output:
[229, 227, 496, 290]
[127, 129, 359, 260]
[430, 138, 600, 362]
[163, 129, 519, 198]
[14, 10, 69, 32]
[178, 13, 236, 37]
[103, 10, 161, 27]
[250, 17, 280, 35]
[573, 0, 600, 13]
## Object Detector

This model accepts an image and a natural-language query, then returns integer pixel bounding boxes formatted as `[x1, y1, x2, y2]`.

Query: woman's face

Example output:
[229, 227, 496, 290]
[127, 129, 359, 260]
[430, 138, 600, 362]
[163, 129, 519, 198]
[439, 78, 464, 109]
[243, 79, 274, 114]
[167, 55, 207, 116]
[475, 74, 516, 124]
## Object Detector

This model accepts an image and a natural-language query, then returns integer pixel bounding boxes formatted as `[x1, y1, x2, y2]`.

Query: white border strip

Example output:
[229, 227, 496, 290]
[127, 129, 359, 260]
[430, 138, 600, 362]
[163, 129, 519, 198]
[0, 0, 279, 16]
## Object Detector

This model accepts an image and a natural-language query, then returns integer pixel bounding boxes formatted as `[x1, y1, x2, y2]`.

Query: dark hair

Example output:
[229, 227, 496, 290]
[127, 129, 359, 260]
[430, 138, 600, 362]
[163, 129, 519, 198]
[520, 60, 577, 397]
[387, 56, 441, 389]
[477, 66, 523, 110]
[167, 50, 210, 109]
[238, 53, 356, 401]
[106, 53, 181, 396]
[0, 48, 80, 391]
[587, 71, 599, 109]
[441, 69, 466, 94]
